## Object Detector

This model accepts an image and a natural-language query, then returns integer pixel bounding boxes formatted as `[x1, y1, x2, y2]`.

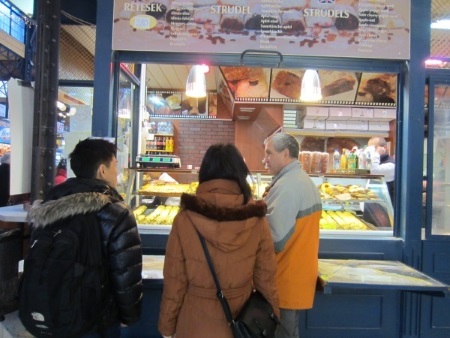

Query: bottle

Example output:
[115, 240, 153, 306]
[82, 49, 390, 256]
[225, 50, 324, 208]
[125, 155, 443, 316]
[165, 137, 171, 152]
[358, 149, 367, 169]
[333, 149, 340, 171]
[340, 148, 347, 171]
[348, 151, 357, 170]
[162, 136, 166, 151]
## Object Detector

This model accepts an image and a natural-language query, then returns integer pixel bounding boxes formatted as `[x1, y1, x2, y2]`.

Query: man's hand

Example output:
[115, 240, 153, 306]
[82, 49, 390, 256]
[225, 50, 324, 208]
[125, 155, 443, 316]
[376, 146, 386, 156]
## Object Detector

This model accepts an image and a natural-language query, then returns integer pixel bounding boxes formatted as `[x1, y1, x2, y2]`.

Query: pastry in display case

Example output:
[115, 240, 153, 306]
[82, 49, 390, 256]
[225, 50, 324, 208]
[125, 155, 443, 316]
[255, 172, 394, 233]
[125, 168, 199, 232]
[126, 168, 393, 234]
[314, 174, 394, 232]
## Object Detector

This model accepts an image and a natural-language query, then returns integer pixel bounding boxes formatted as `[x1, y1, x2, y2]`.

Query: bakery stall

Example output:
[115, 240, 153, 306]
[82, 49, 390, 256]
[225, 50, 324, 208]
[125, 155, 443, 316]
[90, 1, 443, 337]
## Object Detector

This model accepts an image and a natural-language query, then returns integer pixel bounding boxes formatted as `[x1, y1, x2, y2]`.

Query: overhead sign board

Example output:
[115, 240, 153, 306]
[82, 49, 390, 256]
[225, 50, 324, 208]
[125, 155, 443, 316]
[112, 0, 411, 60]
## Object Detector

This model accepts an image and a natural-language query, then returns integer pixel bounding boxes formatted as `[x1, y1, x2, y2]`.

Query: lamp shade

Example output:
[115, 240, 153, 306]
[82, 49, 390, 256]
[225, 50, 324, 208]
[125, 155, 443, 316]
[300, 69, 322, 102]
[186, 65, 207, 98]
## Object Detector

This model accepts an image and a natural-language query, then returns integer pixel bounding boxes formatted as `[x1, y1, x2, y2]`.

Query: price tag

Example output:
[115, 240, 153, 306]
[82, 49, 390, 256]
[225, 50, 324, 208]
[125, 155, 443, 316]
[130, 15, 157, 30]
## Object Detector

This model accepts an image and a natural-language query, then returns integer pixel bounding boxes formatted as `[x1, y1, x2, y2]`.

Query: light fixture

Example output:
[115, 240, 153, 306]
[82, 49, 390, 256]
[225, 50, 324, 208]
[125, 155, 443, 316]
[56, 101, 67, 111]
[300, 69, 322, 102]
[186, 65, 208, 98]
[431, 19, 450, 30]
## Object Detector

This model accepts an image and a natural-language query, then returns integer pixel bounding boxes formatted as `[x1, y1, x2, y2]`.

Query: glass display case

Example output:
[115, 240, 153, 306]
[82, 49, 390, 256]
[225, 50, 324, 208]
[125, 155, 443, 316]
[425, 82, 450, 236]
[126, 168, 394, 236]
[255, 173, 394, 236]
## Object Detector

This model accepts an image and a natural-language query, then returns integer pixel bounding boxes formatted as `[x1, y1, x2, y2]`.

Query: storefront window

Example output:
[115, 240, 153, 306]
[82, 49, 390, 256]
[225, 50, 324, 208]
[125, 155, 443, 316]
[116, 74, 134, 195]
[57, 86, 94, 178]
[430, 84, 450, 235]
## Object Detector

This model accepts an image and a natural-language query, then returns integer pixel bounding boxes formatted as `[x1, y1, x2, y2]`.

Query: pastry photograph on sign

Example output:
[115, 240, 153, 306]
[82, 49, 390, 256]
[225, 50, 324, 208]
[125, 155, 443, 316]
[319, 70, 360, 102]
[270, 69, 305, 101]
[356, 73, 397, 105]
[112, 0, 411, 60]
[219, 66, 270, 101]
[146, 91, 210, 118]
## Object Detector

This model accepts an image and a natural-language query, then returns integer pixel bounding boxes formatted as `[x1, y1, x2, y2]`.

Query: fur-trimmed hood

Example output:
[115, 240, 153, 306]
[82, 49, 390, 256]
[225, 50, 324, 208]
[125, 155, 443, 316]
[176, 179, 269, 252]
[28, 177, 122, 228]
[28, 192, 112, 228]
[180, 193, 267, 222]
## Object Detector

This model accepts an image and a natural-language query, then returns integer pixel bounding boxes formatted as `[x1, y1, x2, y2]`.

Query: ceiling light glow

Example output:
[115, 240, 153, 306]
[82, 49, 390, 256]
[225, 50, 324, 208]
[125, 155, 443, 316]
[431, 20, 450, 30]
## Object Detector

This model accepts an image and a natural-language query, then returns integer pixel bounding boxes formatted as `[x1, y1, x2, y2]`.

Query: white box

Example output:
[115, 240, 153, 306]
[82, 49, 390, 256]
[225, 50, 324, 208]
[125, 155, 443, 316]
[373, 108, 396, 121]
[346, 120, 369, 130]
[326, 120, 347, 130]
[368, 121, 390, 131]
[329, 107, 352, 120]
[303, 119, 326, 129]
[351, 108, 374, 120]
[305, 106, 329, 120]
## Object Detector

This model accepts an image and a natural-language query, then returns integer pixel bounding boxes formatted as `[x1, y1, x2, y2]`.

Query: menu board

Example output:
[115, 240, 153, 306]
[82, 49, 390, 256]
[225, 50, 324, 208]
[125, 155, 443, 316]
[220, 67, 397, 106]
[112, 0, 410, 60]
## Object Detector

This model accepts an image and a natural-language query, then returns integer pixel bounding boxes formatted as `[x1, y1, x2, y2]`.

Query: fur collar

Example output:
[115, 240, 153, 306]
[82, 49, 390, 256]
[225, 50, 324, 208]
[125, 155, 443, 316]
[180, 193, 267, 222]
[28, 192, 111, 228]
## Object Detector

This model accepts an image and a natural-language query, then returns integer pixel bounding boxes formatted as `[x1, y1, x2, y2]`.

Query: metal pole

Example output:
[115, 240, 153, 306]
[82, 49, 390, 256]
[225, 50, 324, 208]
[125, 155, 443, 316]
[31, 0, 61, 201]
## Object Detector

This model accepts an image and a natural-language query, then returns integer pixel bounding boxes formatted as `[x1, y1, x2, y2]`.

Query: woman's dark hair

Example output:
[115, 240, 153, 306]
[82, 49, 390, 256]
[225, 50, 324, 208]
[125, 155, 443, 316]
[199, 143, 252, 203]
[69, 138, 117, 179]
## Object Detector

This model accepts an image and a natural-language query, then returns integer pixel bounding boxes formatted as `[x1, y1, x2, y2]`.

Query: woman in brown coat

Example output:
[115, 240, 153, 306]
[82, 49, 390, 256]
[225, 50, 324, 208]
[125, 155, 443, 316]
[158, 143, 279, 338]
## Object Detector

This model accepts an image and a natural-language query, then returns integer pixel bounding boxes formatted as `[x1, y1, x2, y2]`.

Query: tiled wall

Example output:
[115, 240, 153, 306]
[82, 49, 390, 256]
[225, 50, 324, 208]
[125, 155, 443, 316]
[175, 119, 235, 168]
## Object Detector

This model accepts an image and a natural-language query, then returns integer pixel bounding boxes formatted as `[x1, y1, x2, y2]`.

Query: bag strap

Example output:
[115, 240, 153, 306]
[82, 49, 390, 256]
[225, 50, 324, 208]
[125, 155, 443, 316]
[196, 230, 235, 325]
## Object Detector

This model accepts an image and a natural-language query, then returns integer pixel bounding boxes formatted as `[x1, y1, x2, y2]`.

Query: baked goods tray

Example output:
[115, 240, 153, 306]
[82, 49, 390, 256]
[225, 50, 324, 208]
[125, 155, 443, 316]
[137, 191, 184, 197]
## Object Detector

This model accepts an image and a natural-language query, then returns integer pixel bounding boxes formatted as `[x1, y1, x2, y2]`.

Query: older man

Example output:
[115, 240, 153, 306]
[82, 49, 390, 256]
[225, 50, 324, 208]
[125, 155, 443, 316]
[263, 132, 322, 338]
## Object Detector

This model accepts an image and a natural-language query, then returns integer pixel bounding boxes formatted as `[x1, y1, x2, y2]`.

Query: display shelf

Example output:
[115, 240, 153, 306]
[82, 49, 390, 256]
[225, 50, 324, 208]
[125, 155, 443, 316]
[283, 127, 389, 138]
[126, 169, 394, 233]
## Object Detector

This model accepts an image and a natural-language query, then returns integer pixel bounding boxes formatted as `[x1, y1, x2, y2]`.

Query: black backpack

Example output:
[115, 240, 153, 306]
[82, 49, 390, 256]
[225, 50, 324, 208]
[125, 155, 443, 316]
[19, 213, 109, 338]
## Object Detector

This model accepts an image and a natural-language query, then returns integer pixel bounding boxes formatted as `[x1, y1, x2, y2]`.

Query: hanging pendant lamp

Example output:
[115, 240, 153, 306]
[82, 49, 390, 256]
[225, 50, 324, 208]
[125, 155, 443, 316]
[300, 69, 322, 102]
[186, 65, 207, 98]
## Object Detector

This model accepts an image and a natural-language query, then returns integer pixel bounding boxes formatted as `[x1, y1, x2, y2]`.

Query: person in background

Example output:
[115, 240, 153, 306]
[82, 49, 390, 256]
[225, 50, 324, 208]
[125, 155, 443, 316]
[367, 137, 395, 206]
[27, 138, 143, 337]
[54, 158, 67, 185]
[263, 133, 322, 338]
[0, 152, 11, 207]
[159, 143, 279, 338]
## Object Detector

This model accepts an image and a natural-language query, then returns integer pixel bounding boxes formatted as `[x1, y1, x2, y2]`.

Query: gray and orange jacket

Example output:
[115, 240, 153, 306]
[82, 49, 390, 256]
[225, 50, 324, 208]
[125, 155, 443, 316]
[265, 160, 322, 310]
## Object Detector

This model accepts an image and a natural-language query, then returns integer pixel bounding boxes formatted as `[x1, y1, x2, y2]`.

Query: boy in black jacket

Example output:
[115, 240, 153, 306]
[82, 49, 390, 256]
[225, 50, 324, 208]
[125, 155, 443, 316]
[26, 138, 143, 337]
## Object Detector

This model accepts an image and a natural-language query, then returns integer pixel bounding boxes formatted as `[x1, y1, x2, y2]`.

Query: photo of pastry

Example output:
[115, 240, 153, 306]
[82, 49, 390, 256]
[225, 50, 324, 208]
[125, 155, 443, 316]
[319, 70, 359, 101]
[220, 66, 270, 100]
[270, 69, 305, 100]
[357, 73, 398, 105]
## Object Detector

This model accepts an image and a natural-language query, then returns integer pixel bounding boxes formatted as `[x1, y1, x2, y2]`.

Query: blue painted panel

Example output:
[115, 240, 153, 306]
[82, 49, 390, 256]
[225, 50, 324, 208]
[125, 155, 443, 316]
[421, 241, 450, 337]
[122, 285, 163, 338]
[302, 289, 400, 338]
[308, 294, 382, 328]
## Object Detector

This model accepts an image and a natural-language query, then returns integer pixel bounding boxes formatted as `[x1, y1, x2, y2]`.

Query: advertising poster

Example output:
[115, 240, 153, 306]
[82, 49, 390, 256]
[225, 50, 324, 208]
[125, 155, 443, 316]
[112, 0, 410, 60]
[147, 90, 211, 118]
[218, 66, 397, 106]
[220, 66, 271, 102]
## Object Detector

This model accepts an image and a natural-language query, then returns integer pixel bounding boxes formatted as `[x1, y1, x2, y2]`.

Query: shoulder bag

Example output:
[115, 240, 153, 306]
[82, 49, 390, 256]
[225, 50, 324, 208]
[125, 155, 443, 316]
[196, 230, 279, 338]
